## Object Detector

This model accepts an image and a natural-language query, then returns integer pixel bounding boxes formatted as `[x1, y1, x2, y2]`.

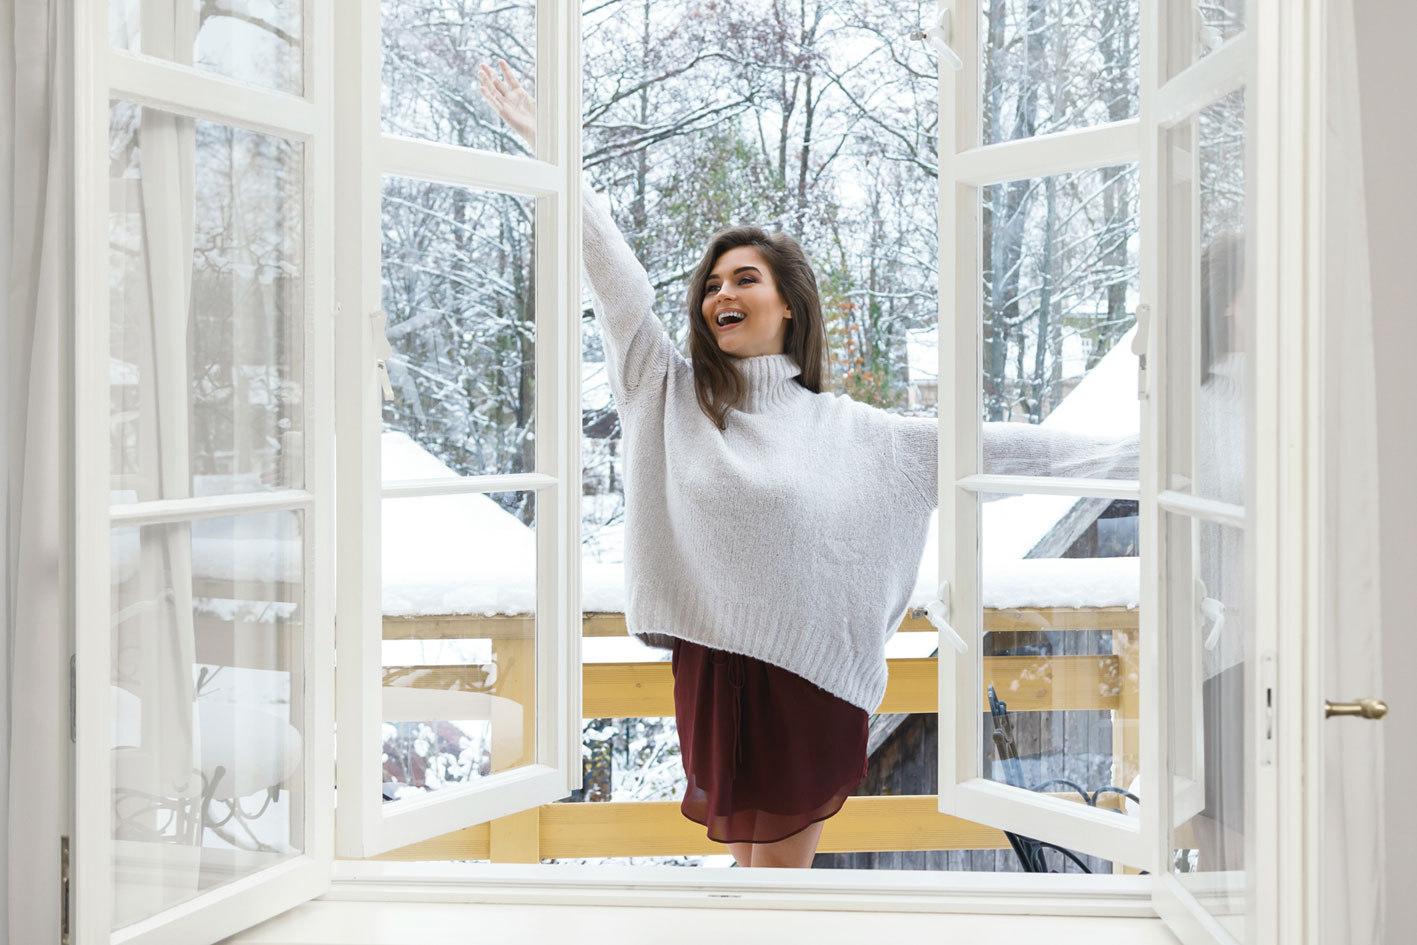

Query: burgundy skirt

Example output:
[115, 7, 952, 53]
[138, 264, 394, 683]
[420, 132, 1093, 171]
[671, 637, 870, 845]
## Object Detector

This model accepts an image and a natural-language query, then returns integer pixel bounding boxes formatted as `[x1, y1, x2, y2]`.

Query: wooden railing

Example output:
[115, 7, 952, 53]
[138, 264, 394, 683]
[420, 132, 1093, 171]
[377, 607, 1140, 863]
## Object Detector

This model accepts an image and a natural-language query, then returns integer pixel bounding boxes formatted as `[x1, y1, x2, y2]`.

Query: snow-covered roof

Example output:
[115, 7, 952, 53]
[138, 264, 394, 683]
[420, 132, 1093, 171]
[116, 332, 1138, 662]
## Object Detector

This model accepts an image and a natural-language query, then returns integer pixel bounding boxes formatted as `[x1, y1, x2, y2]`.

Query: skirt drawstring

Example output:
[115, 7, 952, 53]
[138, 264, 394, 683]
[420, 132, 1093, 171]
[711, 649, 748, 777]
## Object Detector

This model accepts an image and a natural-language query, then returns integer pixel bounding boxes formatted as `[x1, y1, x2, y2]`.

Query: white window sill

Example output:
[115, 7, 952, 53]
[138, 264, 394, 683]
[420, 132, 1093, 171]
[220, 862, 1178, 945]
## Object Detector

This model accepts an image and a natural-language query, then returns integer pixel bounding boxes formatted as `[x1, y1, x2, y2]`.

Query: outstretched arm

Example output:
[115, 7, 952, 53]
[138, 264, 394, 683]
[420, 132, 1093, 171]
[478, 58, 674, 412]
[891, 415, 1140, 509]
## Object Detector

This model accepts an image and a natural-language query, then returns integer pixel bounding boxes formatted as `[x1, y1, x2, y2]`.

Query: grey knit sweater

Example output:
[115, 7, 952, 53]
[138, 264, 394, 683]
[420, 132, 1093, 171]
[581, 185, 1137, 712]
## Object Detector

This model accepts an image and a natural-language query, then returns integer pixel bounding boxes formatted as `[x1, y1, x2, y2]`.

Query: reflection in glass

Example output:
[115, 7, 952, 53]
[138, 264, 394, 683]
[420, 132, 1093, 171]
[1170, 517, 1247, 920]
[381, 180, 537, 480]
[109, 0, 303, 94]
[977, 492, 1142, 872]
[108, 103, 305, 504]
[1165, 90, 1248, 501]
[980, 165, 1139, 475]
[380, 489, 537, 800]
[1167, 0, 1245, 78]
[381, 0, 536, 152]
[981, 0, 1138, 145]
[110, 512, 304, 928]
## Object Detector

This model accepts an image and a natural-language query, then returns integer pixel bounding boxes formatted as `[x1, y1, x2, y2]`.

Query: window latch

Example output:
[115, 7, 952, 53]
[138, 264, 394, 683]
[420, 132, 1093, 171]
[1131, 302, 1152, 399]
[909, 8, 964, 71]
[370, 309, 395, 401]
[1195, 578, 1227, 650]
[925, 580, 969, 653]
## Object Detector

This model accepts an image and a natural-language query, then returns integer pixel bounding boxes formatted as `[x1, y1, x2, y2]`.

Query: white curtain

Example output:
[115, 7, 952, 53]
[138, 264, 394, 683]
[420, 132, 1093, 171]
[5, 1, 72, 943]
[1322, 0, 1385, 942]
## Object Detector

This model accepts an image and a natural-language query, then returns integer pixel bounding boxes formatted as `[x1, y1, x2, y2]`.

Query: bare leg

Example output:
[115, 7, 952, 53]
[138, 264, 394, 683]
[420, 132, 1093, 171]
[727, 841, 753, 868]
[748, 819, 825, 869]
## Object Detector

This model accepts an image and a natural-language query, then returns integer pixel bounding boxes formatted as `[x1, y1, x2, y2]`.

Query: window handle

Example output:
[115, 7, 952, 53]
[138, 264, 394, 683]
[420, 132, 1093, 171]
[1195, 577, 1226, 650]
[909, 8, 964, 71]
[1132, 303, 1152, 399]
[370, 309, 395, 401]
[1324, 698, 1387, 720]
[925, 581, 969, 653]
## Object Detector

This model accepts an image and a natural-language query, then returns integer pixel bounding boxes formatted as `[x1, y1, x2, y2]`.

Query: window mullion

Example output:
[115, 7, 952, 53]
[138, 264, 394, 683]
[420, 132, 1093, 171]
[953, 119, 1142, 186]
[108, 49, 316, 139]
[380, 134, 561, 197]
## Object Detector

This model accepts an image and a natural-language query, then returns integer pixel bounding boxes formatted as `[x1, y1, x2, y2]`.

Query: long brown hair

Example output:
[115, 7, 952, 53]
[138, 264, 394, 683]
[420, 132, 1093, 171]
[685, 225, 827, 429]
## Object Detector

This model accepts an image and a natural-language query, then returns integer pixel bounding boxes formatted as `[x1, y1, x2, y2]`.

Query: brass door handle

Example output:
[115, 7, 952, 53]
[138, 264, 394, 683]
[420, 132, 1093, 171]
[1324, 698, 1387, 720]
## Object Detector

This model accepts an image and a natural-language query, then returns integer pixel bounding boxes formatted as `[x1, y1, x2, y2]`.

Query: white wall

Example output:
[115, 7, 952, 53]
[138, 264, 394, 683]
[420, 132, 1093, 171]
[1354, 3, 1417, 943]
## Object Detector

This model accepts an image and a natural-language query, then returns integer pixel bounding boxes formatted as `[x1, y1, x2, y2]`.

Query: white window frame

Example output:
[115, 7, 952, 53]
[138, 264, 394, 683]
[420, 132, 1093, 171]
[933, 0, 1151, 870]
[330, 0, 585, 858]
[67, 0, 1332, 938]
[1150, 0, 1324, 941]
[72, 1, 337, 942]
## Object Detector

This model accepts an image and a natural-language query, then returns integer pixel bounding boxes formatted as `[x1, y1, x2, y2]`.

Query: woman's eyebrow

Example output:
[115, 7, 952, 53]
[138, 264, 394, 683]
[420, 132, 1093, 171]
[707, 265, 761, 280]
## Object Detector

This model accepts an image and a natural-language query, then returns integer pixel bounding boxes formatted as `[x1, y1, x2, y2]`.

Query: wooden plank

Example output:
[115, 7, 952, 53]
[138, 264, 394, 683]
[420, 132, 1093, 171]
[539, 795, 1012, 857]
[378, 606, 1141, 643]
[372, 794, 1128, 863]
[1112, 628, 1141, 791]
[383, 614, 534, 641]
[980, 606, 1139, 632]
[386, 655, 1123, 718]
[377, 822, 490, 861]
[487, 636, 538, 863]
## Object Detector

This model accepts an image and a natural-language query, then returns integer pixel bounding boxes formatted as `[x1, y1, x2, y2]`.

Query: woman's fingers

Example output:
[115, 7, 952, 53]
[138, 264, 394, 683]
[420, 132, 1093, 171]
[498, 58, 519, 89]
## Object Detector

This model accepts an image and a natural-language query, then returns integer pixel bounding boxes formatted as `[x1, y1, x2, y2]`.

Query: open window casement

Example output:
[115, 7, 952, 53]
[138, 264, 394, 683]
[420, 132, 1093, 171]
[74, 2, 337, 942]
[72, 0, 584, 939]
[933, 0, 1152, 870]
[932, 0, 1268, 885]
[332, 0, 584, 858]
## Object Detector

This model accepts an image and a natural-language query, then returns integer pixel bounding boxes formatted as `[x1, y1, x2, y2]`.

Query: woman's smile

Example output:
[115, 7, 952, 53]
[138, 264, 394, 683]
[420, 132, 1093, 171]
[701, 245, 792, 356]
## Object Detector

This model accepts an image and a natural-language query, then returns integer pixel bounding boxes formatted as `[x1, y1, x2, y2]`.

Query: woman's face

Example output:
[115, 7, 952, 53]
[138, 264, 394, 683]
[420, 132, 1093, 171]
[701, 245, 792, 359]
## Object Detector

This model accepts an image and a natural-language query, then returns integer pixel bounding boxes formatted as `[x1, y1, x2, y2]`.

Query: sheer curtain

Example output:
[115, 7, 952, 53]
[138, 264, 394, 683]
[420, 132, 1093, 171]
[6, 2, 72, 943]
[1322, 0, 1385, 941]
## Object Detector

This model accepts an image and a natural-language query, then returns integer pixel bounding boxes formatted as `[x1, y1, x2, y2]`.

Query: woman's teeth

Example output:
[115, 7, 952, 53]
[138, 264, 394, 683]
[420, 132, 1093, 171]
[717, 311, 746, 326]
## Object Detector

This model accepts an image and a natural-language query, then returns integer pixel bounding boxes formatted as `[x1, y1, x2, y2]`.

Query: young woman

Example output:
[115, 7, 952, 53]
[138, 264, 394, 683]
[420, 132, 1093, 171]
[478, 58, 1137, 869]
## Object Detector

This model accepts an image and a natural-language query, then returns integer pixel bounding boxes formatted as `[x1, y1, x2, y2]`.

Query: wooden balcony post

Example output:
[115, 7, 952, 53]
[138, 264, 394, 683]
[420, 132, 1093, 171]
[488, 634, 540, 863]
[1111, 627, 1141, 792]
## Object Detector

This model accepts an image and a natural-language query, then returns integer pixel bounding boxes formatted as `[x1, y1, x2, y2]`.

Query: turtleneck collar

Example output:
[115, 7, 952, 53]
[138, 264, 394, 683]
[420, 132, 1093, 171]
[734, 352, 806, 412]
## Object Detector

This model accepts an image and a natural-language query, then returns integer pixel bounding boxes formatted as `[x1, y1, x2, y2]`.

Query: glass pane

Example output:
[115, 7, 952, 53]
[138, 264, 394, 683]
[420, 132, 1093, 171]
[977, 492, 1142, 871]
[110, 511, 305, 928]
[981, 0, 1139, 145]
[980, 165, 1140, 478]
[380, 490, 538, 800]
[1169, 515, 1247, 932]
[381, 0, 537, 153]
[109, 102, 305, 504]
[1164, 90, 1249, 502]
[109, 1, 302, 95]
[1165, 0, 1246, 79]
[381, 179, 536, 480]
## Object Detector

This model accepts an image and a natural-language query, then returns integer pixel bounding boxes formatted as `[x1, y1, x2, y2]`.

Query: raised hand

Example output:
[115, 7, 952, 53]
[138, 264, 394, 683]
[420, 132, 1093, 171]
[477, 58, 536, 150]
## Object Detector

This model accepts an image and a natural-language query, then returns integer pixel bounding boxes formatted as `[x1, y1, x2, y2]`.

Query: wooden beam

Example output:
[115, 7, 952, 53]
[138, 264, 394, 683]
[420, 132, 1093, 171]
[374, 792, 1127, 861]
[385, 655, 1122, 718]
[379, 606, 1139, 644]
[383, 614, 534, 641]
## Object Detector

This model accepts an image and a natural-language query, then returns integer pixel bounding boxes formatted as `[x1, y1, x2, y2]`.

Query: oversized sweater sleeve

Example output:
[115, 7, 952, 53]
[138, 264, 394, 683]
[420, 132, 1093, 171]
[581, 182, 675, 413]
[890, 415, 1140, 509]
